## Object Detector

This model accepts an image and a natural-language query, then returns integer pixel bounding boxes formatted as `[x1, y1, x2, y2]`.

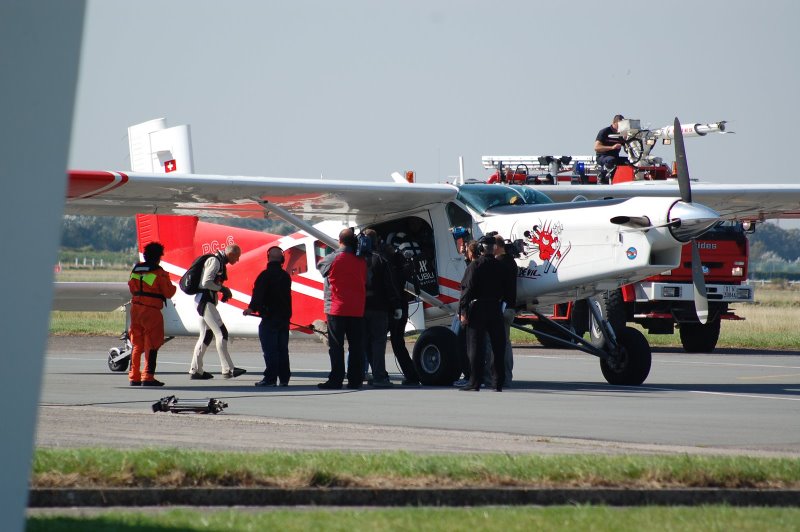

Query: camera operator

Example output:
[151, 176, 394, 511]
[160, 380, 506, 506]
[386, 244, 422, 386]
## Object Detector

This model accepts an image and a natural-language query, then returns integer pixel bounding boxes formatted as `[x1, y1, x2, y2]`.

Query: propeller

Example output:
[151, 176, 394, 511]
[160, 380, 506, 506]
[673, 117, 709, 324]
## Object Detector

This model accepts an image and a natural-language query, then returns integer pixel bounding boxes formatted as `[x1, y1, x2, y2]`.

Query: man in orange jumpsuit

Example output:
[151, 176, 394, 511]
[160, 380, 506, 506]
[128, 242, 177, 386]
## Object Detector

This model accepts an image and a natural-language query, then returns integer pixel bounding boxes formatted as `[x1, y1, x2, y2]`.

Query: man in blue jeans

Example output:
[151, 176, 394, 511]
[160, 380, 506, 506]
[594, 114, 629, 184]
[244, 246, 292, 386]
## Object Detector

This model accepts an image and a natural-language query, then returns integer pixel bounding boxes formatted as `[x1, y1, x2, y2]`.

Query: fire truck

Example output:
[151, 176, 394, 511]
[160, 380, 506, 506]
[481, 119, 755, 353]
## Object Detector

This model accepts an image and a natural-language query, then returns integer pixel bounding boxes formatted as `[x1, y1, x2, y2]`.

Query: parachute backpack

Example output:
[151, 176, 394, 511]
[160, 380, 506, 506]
[179, 254, 216, 295]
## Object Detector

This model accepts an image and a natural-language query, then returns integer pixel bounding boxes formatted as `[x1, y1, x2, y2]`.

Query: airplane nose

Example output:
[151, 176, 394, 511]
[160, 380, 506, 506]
[668, 201, 721, 242]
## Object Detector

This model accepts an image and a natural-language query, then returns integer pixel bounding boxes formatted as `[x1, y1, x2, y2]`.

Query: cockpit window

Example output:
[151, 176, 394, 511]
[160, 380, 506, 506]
[456, 184, 553, 215]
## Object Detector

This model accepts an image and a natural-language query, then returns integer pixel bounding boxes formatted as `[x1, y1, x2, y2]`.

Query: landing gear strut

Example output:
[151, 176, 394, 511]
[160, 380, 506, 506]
[516, 296, 651, 385]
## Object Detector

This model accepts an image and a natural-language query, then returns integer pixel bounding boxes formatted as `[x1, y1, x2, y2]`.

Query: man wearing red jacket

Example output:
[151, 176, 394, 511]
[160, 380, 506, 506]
[128, 242, 177, 386]
[317, 228, 367, 390]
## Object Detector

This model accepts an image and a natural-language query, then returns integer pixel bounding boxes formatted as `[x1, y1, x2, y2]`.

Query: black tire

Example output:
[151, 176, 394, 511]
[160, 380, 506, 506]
[107, 347, 129, 372]
[412, 326, 460, 386]
[570, 299, 590, 338]
[600, 326, 652, 385]
[589, 289, 626, 348]
[679, 317, 721, 353]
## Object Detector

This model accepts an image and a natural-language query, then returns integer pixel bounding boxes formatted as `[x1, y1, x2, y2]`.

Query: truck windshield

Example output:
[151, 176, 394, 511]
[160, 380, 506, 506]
[702, 221, 745, 240]
[456, 184, 553, 215]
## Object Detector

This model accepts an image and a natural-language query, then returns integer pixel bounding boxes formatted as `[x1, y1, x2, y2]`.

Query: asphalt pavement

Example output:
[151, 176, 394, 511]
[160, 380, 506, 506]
[38, 335, 800, 457]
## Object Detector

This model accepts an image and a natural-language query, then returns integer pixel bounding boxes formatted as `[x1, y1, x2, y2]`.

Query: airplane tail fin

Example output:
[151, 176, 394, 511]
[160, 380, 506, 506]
[135, 214, 284, 288]
[128, 118, 194, 174]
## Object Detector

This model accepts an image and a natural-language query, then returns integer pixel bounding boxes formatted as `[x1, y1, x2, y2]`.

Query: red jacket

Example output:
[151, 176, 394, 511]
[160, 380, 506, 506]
[317, 248, 366, 317]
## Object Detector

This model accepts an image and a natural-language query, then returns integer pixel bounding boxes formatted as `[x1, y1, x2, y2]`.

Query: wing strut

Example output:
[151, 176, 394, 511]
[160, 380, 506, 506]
[253, 199, 456, 316]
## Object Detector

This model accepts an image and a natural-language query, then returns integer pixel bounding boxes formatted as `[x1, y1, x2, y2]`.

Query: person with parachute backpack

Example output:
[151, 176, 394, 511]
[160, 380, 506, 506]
[127, 242, 176, 386]
[186, 244, 247, 380]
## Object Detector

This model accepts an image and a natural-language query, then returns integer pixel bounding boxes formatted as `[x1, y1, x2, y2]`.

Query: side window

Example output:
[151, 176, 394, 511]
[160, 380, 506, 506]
[446, 202, 472, 231]
[284, 244, 307, 276]
[446, 202, 473, 250]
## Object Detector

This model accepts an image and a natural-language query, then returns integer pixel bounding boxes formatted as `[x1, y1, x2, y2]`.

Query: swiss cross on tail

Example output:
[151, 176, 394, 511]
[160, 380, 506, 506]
[164, 159, 177, 173]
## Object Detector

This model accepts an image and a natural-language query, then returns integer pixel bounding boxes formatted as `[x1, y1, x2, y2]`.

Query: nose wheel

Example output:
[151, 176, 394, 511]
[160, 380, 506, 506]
[107, 333, 131, 372]
[599, 327, 651, 385]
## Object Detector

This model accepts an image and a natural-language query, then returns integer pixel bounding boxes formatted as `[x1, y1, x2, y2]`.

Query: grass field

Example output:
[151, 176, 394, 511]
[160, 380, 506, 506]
[28, 450, 800, 530]
[26, 506, 800, 532]
[31, 449, 800, 489]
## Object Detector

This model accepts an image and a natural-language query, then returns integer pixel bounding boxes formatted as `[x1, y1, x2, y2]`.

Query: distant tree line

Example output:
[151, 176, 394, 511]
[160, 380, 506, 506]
[748, 222, 800, 262]
[61, 216, 136, 252]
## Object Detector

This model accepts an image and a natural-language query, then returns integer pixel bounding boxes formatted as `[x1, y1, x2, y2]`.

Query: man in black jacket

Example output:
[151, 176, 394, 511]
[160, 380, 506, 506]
[363, 229, 403, 387]
[458, 237, 506, 392]
[495, 234, 518, 385]
[244, 246, 293, 386]
[386, 244, 422, 386]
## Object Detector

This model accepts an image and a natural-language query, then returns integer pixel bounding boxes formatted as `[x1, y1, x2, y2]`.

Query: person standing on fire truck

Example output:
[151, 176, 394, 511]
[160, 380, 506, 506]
[594, 114, 628, 184]
[128, 242, 176, 386]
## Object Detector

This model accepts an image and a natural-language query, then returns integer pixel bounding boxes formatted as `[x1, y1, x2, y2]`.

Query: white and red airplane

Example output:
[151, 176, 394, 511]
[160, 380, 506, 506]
[54, 118, 800, 386]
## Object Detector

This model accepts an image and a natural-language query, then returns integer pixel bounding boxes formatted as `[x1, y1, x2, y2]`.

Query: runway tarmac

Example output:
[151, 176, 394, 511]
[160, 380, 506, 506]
[37, 336, 800, 456]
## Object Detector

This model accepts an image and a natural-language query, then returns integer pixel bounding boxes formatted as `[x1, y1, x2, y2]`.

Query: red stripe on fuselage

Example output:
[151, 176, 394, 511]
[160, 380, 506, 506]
[67, 170, 128, 199]
[438, 276, 461, 291]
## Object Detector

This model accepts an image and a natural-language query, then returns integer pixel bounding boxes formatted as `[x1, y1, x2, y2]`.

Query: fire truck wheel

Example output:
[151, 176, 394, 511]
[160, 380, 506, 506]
[107, 347, 129, 372]
[570, 299, 590, 337]
[589, 289, 626, 348]
[412, 326, 461, 386]
[600, 327, 652, 385]
[679, 317, 721, 353]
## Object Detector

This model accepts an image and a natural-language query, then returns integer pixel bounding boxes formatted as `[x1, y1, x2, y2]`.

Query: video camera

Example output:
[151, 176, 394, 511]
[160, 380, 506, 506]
[478, 231, 523, 258]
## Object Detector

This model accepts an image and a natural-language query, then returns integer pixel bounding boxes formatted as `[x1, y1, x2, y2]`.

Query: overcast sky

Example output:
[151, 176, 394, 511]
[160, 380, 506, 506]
[69, 0, 800, 188]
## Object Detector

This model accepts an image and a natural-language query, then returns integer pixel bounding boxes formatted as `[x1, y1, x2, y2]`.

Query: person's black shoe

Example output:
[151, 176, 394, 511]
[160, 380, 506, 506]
[495, 386, 503, 392]
[190, 372, 214, 380]
[317, 381, 343, 390]
[129, 381, 141, 387]
[255, 379, 277, 387]
[279, 382, 289, 387]
[346, 382, 362, 389]
[459, 384, 480, 392]
[223, 367, 247, 379]
[401, 379, 421, 387]
[142, 379, 165, 387]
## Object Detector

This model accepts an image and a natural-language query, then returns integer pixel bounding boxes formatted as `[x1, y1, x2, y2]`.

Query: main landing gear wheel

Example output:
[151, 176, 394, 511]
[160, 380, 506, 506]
[412, 326, 460, 386]
[600, 326, 651, 385]
[107, 347, 130, 372]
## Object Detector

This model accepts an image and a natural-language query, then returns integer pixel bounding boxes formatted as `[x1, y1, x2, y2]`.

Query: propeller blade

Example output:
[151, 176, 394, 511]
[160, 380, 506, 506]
[609, 215, 651, 228]
[691, 240, 708, 324]
[673, 117, 691, 204]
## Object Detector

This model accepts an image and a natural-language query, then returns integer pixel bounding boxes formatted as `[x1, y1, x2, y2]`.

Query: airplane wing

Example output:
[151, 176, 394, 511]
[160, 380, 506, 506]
[532, 182, 800, 221]
[66, 170, 459, 224]
[51, 282, 130, 311]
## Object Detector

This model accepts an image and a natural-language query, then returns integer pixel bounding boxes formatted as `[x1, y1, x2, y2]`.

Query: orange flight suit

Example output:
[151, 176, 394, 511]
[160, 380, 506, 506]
[128, 262, 177, 383]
